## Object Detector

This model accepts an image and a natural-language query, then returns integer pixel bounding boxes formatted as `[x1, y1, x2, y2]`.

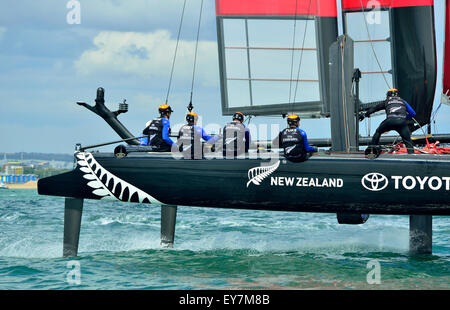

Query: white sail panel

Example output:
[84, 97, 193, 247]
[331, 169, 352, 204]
[344, 10, 393, 104]
[219, 17, 322, 115]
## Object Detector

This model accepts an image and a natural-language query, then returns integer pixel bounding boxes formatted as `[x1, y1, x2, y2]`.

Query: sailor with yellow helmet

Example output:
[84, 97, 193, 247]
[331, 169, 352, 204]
[140, 104, 176, 152]
[177, 112, 220, 159]
[275, 114, 317, 162]
[361, 88, 416, 154]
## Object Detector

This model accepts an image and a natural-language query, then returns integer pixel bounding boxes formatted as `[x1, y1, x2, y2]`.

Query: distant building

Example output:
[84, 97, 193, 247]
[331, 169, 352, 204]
[0, 174, 37, 184]
[1, 162, 37, 184]
[3, 162, 24, 175]
[36, 162, 50, 169]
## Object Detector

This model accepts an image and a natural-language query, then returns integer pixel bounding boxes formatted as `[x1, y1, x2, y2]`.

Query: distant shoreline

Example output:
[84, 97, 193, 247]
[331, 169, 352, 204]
[5, 181, 38, 190]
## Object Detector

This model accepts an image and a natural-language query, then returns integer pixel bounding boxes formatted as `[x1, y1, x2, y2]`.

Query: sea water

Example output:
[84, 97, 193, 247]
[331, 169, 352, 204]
[0, 189, 448, 290]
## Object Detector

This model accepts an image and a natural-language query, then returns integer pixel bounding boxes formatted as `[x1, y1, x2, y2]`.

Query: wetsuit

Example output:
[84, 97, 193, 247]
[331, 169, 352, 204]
[277, 127, 317, 162]
[177, 124, 219, 159]
[142, 117, 174, 152]
[222, 121, 251, 158]
[365, 96, 416, 154]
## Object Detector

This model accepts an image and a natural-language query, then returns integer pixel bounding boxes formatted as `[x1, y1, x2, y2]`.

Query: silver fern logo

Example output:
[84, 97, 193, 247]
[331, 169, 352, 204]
[247, 160, 280, 187]
[76, 152, 162, 204]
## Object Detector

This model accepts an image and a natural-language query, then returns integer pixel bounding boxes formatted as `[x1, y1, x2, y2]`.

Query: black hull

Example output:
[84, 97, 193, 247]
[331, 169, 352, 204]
[38, 152, 450, 216]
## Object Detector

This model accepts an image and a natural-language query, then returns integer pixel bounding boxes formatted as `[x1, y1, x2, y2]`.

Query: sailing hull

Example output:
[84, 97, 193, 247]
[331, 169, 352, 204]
[38, 152, 450, 215]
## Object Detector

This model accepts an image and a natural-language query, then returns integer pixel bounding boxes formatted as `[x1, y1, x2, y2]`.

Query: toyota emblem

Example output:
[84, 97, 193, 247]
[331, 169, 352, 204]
[361, 173, 389, 191]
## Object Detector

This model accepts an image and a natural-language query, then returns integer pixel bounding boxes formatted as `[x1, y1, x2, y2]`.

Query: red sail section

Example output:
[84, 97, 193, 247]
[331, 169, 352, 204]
[444, 0, 450, 98]
[215, 0, 337, 17]
[342, 0, 433, 10]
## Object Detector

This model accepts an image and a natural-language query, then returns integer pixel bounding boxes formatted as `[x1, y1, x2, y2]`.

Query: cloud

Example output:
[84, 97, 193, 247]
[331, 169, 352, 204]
[0, 27, 6, 40]
[74, 30, 219, 88]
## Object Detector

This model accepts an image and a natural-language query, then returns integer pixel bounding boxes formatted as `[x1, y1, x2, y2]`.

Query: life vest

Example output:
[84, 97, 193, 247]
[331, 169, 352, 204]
[178, 124, 203, 159]
[385, 96, 408, 119]
[280, 128, 306, 160]
[222, 121, 246, 157]
[144, 118, 171, 151]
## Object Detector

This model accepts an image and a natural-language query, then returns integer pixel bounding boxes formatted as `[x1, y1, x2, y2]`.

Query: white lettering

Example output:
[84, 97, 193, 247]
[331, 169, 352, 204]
[428, 176, 442, 191]
[366, 259, 381, 284]
[285, 177, 295, 186]
[391, 175, 402, 189]
[416, 176, 429, 190]
[366, 0, 381, 25]
[270, 177, 277, 186]
[180, 295, 213, 307]
[66, 261, 81, 285]
[443, 177, 450, 190]
[66, 0, 81, 24]
[302, 177, 308, 186]
[402, 176, 416, 190]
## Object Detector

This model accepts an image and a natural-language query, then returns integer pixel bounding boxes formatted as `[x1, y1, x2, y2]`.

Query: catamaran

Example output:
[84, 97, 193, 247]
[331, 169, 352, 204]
[38, 0, 450, 257]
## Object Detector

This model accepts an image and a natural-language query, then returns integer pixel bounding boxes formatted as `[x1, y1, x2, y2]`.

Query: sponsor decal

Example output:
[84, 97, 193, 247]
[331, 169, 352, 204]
[391, 176, 450, 191]
[389, 106, 402, 113]
[362, 172, 450, 191]
[270, 177, 343, 188]
[247, 160, 280, 187]
[361, 173, 389, 191]
[246, 160, 343, 188]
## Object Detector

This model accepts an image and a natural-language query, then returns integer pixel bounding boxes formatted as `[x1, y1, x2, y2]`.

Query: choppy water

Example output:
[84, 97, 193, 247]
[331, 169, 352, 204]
[0, 189, 448, 290]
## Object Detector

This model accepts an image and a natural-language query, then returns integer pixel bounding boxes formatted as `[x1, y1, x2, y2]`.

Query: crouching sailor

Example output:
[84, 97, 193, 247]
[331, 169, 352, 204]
[222, 112, 251, 158]
[361, 88, 416, 155]
[274, 114, 317, 162]
[177, 112, 219, 159]
[141, 104, 177, 152]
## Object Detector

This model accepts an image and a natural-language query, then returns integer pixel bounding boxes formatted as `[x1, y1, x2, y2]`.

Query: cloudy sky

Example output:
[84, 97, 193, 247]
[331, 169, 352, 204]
[0, 0, 448, 153]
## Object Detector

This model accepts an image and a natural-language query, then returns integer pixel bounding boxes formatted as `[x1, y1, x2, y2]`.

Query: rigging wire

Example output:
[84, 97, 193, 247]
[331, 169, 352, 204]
[165, 0, 187, 106]
[288, 0, 299, 104]
[292, 0, 313, 114]
[430, 101, 442, 129]
[358, 0, 391, 89]
[188, 0, 204, 112]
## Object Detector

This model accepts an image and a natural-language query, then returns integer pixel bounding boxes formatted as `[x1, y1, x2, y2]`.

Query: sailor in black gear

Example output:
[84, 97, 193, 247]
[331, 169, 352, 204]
[222, 112, 251, 158]
[361, 88, 416, 154]
[142, 104, 176, 152]
[177, 112, 219, 159]
[274, 114, 317, 162]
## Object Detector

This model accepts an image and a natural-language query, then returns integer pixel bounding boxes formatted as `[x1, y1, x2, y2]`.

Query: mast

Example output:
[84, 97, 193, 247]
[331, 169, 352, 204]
[329, 35, 358, 152]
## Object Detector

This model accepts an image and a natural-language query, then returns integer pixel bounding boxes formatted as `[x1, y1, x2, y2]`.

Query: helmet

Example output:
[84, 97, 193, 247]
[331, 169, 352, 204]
[386, 88, 399, 97]
[233, 112, 244, 123]
[287, 114, 300, 126]
[159, 104, 174, 115]
[186, 112, 198, 124]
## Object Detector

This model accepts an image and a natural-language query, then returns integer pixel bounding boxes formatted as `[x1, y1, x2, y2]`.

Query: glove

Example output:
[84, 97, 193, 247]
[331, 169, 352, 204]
[359, 114, 365, 121]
